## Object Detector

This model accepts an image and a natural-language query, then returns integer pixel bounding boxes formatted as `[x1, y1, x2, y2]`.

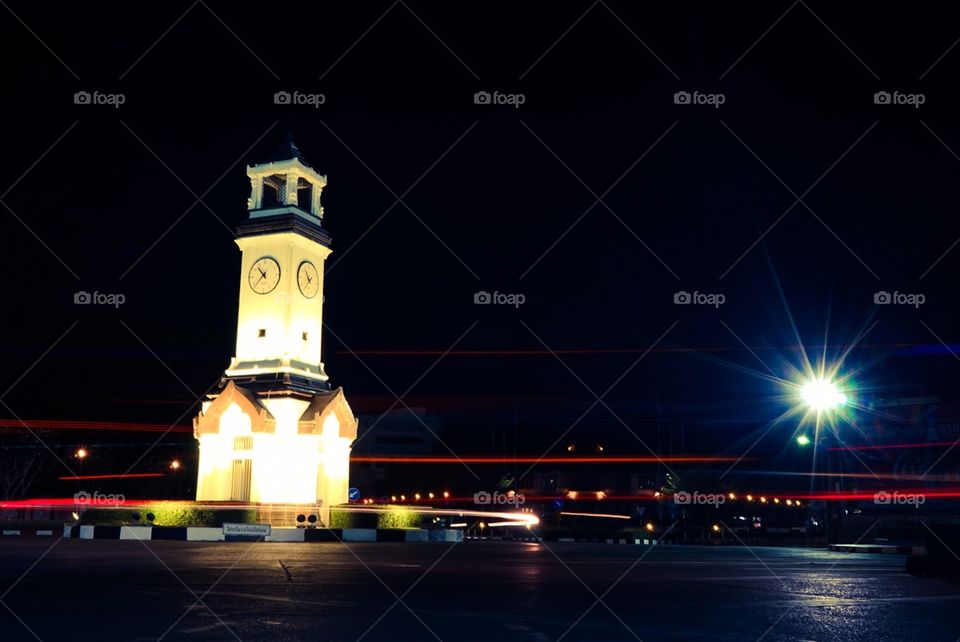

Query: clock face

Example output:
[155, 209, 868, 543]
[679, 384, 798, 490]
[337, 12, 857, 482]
[248, 257, 281, 294]
[297, 261, 320, 299]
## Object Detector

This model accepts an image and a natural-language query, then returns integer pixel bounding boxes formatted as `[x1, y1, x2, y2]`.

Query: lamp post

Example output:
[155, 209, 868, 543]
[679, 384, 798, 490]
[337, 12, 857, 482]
[75, 447, 88, 479]
[169, 460, 181, 498]
[797, 376, 848, 543]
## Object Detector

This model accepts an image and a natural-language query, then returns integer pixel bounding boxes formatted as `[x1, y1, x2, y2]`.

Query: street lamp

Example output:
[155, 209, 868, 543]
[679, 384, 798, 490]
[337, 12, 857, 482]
[75, 448, 87, 460]
[796, 372, 851, 545]
[800, 377, 846, 412]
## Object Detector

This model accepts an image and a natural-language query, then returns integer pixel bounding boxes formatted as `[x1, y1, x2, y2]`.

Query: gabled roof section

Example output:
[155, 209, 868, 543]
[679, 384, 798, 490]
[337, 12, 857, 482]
[297, 387, 358, 440]
[193, 380, 274, 436]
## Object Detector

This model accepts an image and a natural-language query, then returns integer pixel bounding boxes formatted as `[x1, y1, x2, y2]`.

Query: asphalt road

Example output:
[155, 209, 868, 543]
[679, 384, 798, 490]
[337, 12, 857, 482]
[0, 539, 957, 641]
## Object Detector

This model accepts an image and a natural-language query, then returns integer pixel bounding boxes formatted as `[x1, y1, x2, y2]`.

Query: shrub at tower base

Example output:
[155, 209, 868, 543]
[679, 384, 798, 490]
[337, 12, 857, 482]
[78, 504, 256, 527]
[329, 505, 420, 530]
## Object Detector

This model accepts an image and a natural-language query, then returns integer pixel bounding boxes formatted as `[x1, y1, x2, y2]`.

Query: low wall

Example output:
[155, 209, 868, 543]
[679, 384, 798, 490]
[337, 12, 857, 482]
[62, 525, 461, 543]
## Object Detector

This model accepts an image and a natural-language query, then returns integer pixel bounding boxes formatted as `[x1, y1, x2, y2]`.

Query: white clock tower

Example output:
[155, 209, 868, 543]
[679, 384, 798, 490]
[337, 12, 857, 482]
[193, 135, 357, 523]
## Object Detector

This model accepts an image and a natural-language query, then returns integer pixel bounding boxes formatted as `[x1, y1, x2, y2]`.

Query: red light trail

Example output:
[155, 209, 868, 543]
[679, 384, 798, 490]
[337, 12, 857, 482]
[5, 488, 960, 511]
[745, 470, 960, 482]
[0, 419, 191, 433]
[57, 473, 165, 481]
[349, 456, 746, 464]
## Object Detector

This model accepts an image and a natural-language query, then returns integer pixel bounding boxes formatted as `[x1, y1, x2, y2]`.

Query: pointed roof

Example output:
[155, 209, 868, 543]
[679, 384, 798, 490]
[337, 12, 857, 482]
[298, 387, 358, 440]
[261, 132, 312, 167]
[193, 380, 274, 436]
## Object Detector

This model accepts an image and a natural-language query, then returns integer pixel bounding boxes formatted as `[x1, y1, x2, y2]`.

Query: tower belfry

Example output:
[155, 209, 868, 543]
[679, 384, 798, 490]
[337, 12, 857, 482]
[193, 136, 357, 520]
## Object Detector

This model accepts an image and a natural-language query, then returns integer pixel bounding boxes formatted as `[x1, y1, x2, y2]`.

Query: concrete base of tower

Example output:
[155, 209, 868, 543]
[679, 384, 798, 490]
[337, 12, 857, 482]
[193, 380, 358, 526]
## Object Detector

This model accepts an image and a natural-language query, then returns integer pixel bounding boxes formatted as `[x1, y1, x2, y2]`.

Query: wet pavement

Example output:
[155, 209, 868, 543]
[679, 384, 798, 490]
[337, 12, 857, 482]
[0, 538, 957, 641]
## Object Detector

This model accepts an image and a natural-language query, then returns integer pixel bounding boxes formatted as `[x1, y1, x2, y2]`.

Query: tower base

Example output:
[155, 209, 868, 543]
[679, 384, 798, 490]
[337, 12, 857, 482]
[193, 380, 358, 523]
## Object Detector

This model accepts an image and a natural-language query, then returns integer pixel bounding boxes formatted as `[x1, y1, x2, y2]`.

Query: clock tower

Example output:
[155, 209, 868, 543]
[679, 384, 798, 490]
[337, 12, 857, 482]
[193, 135, 357, 522]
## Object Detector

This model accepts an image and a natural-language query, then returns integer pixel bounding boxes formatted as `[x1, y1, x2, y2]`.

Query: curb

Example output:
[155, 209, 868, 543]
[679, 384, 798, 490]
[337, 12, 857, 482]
[2, 529, 55, 537]
[62, 525, 463, 543]
[830, 543, 926, 555]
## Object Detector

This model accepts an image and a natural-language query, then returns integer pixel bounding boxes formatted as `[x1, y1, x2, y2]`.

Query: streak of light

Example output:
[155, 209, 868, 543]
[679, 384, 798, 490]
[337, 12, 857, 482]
[349, 456, 745, 464]
[0, 419, 192, 433]
[736, 470, 960, 482]
[783, 489, 960, 501]
[339, 505, 539, 527]
[559, 511, 631, 520]
[57, 473, 165, 481]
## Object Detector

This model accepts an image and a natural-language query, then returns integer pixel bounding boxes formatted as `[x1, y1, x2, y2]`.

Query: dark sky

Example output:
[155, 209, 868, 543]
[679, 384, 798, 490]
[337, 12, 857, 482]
[3, 2, 960, 488]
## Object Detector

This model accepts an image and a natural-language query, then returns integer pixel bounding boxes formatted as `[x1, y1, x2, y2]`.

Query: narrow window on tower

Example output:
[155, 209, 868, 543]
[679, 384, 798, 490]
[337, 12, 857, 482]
[258, 329, 266, 338]
[302, 331, 308, 341]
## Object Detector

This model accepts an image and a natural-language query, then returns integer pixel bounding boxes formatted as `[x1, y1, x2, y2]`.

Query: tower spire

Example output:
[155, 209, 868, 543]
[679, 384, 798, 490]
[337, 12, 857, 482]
[263, 132, 311, 167]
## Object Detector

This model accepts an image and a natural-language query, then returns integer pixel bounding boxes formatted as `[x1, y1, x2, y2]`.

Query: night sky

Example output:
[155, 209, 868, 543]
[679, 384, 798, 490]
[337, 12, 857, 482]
[3, 2, 960, 494]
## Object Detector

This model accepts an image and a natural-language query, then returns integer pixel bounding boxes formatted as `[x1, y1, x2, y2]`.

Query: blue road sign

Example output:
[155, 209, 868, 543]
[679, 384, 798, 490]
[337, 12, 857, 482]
[552, 498, 564, 510]
[348, 487, 361, 502]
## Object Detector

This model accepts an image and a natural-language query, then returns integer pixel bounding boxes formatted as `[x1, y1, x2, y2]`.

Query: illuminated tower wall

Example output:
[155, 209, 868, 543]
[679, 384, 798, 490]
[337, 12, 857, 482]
[193, 137, 357, 523]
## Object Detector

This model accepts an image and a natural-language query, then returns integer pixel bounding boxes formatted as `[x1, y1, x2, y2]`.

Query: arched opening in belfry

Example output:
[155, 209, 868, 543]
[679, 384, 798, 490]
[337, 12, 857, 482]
[261, 174, 284, 208]
[297, 177, 313, 212]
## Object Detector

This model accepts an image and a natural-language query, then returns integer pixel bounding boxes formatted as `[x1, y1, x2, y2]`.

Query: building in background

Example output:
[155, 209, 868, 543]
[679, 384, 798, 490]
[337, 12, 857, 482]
[350, 408, 438, 493]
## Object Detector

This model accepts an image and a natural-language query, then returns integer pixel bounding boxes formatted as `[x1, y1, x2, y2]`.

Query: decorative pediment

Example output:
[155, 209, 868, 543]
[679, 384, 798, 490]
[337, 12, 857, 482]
[193, 380, 273, 436]
[297, 387, 358, 441]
